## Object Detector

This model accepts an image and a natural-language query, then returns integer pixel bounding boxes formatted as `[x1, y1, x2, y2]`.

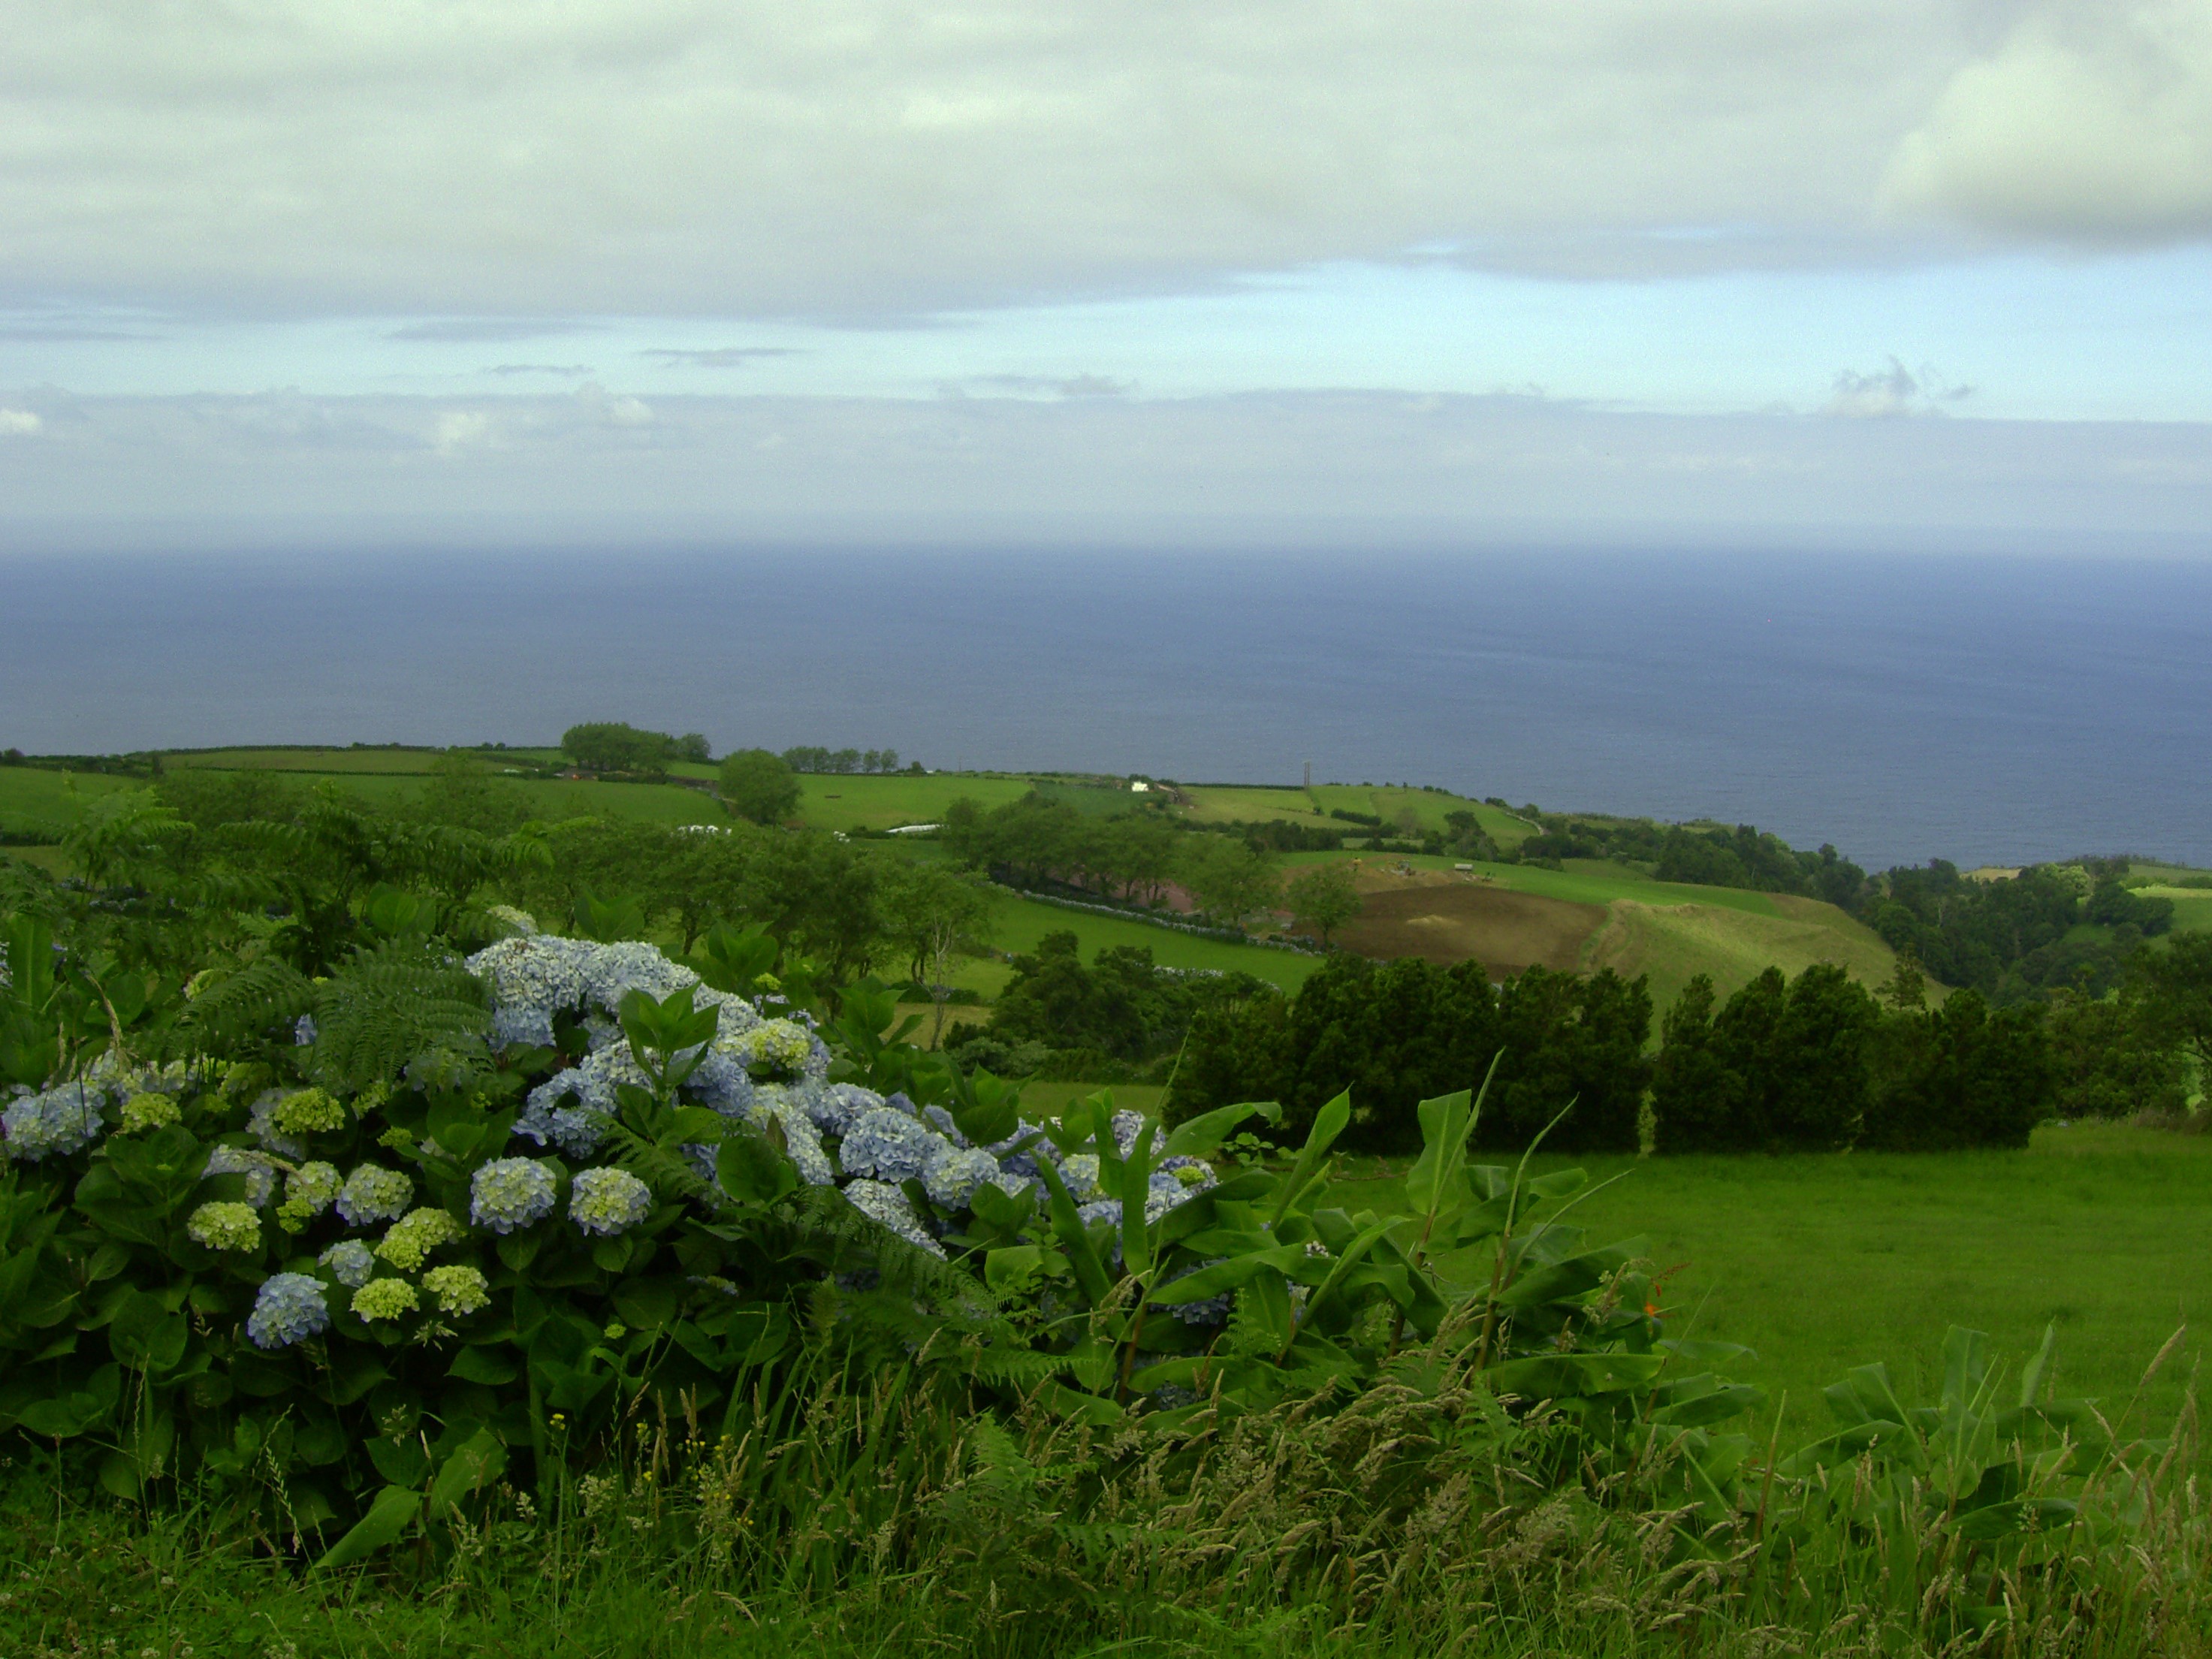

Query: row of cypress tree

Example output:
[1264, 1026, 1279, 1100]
[1167, 954, 2056, 1155]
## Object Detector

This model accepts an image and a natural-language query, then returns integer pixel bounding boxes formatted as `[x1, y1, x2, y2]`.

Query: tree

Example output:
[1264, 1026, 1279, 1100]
[1284, 861, 1363, 947]
[1178, 837, 1280, 929]
[874, 861, 995, 1045]
[671, 733, 713, 763]
[560, 722, 676, 779]
[717, 749, 801, 825]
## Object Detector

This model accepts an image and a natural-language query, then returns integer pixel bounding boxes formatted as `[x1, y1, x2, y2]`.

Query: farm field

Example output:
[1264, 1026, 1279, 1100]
[0, 765, 140, 836]
[1181, 780, 1536, 846]
[797, 771, 1034, 832]
[985, 888, 1324, 992]
[1329, 1123, 2210, 1449]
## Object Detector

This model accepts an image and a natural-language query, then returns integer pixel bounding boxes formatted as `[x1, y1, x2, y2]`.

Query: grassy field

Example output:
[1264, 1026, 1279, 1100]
[1329, 1123, 2209, 1449]
[1179, 781, 1535, 847]
[985, 888, 1325, 992]
[0, 766, 141, 836]
[797, 771, 1035, 832]
[161, 746, 484, 774]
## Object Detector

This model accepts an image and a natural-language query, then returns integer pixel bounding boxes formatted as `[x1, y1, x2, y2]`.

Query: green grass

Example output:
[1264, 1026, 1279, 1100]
[795, 772, 1036, 833]
[162, 746, 487, 774]
[1329, 1122, 2209, 1449]
[0, 766, 141, 835]
[985, 889, 1324, 992]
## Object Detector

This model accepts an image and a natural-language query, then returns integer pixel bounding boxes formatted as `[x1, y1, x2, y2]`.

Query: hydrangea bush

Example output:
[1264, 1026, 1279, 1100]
[0, 924, 1698, 1555]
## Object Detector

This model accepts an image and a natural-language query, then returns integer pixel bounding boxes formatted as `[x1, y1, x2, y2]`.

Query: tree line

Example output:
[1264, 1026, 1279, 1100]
[1166, 945, 2212, 1156]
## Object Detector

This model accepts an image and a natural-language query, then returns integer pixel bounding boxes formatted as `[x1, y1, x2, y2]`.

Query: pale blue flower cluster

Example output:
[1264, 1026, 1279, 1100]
[246, 1090, 308, 1159]
[335, 1164, 414, 1227]
[318, 1239, 376, 1288]
[294, 1014, 318, 1045]
[204, 1144, 279, 1208]
[837, 1107, 942, 1183]
[470, 1157, 557, 1233]
[923, 1145, 1005, 1209]
[841, 1179, 945, 1258]
[517, 1042, 651, 1155]
[2, 1081, 108, 1162]
[569, 1167, 653, 1236]
[246, 1272, 331, 1349]
[468, 934, 594, 1049]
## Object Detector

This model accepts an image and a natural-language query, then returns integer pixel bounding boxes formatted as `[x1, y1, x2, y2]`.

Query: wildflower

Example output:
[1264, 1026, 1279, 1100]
[2, 1083, 106, 1162]
[119, 1093, 180, 1134]
[187, 1202, 261, 1253]
[205, 1144, 279, 1208]
[376, 1207, 464, 1271]
[569, 1167, 653, 1237]
[246, 1273, 330, 1349]
[270, 1087, 346, 1137]
[421, 1263, 490, 1316]
[470, 1157, 557, 1233]
[350, 1279, 419, 1322]
[336, 1164, 414, 1227]
[319, 1239, 376, 1288]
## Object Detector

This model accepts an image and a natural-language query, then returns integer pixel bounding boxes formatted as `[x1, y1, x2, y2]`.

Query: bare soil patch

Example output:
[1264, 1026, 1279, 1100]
[1335, 883, 1605, 973]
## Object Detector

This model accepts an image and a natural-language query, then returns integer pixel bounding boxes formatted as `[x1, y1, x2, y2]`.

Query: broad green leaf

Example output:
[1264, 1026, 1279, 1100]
[1270, 1090, 1350, 1228]
[1032, 1157, 1113, 1305]
[427, 1428, 507, 1515]
[1149, 1244, 1310, 1305]
[315, 1486, 422, 1572]
[715, 1127, 796, 1205]
[1160, 1099, 1280, 1163]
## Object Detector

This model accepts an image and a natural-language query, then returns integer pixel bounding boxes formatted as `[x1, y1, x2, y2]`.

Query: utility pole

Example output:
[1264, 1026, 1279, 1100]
[1303, 759, 1312, 788]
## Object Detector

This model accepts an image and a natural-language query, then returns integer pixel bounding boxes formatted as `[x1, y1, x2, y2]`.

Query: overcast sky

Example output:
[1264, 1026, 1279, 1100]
[4, 0, 2211, 549]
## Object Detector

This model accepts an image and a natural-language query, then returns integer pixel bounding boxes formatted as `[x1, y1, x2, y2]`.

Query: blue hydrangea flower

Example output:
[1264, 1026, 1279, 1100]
[517, 1043, 650, 1156]
[569, 1166, 653, 1236]
[245, 1089, 308, 1159]
[293, 1014, 318, 1045]
[1058, 1154, 1104, 1201]
[2, 1083, 107, 1162]
[335, 1164, 414, 1227]
[318, 1239, 376, 1288]
[805, 1083, 883, 1136]
[470, 1157, 557, 1233]
[204, 1144, 279, 1208]
[922, 1145, 1003, 1209]
[247, 1272, 330, 1349]
[837, 1107, 949, 1183]
[1161, 1259, 1233, 1326]
[840, 1179, 945, 1259]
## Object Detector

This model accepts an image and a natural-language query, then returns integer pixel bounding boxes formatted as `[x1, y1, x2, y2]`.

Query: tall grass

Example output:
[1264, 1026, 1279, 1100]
[5, 1335, 2201, 1658]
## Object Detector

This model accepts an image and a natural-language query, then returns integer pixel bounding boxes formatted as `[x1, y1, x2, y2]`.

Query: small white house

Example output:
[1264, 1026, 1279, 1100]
[1128, 780, 1151, 792]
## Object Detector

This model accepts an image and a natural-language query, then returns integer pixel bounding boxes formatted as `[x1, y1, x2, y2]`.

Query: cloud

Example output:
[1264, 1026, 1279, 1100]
[4, 389, 2210, 554]
[972, 374, 1134, 398]
[485, 363, 595, 377]
[638, 348, 798, 368]
[1885, 1, 2212, 241]
[1824, 358, 1974, 418]
[0, 409, 41, 436]
[431, 410, 494, 454]
[0, 3, 2005, 318]
[387, 319, 592, 343]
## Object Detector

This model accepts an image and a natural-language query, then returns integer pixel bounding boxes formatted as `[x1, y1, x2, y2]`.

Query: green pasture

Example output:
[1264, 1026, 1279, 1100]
[797, 772, 1036, 833]
[161, 746, 474, 774]
[1329, 1123, 2208, 1449]
[0, 766, 140, 836]
[985, 889, 1324, 993]
[1175, 783, 1326, 825]
[1275, 847, 1785, 918]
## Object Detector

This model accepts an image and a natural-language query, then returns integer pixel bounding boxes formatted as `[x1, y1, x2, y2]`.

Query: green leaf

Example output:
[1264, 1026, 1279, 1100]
[985, 1245, 1046, 1298]
[107, 1291, 189, 1374]
[612, 1277, 679, 1332]
[315, 1486, 422, 1572]
[1033, 1157, 1113, 1305]
[715, 1127, 796, 1205]
[1160, 1099, 1280, 1163]
[1403, 1087, 1474, 1219]
[449, 1347, 520, 1386]
[367, 1436, 430, 1489]
[427, 1428, 508, 1516]
[1270, 1090, 1350, 1227]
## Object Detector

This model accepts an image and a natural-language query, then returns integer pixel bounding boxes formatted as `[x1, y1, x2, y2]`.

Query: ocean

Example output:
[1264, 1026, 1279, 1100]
[4, 543, 2207, 871]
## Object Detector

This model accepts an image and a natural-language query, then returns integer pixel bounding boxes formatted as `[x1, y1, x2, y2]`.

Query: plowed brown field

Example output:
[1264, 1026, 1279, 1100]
[1332, 883, 1604, 973]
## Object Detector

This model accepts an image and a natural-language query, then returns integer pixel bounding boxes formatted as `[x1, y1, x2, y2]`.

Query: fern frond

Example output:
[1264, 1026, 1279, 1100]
[180, 955, 313, 1049]
[309, 940, 489, 1090]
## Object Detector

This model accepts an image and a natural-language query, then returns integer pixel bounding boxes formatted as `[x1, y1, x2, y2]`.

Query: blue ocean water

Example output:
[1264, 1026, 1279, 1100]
[3, 544, 2208, 871]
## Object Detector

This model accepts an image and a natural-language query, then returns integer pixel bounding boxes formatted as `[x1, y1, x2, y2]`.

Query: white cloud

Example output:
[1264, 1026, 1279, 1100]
[1824, 358, 1974, 418]
[1885, 2, 2212, 240]
[0, 409, 41, 436]
[0, 2, 1991, 318]
[432, 410, 494, 454]
[3, 388, 2210, 552]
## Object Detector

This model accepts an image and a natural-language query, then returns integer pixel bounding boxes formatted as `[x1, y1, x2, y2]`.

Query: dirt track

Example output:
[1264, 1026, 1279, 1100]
[1333, 883, 1605, 973]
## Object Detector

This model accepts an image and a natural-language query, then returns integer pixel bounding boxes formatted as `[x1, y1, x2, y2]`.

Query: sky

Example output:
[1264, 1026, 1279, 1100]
[3, 0, 2212, 550]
